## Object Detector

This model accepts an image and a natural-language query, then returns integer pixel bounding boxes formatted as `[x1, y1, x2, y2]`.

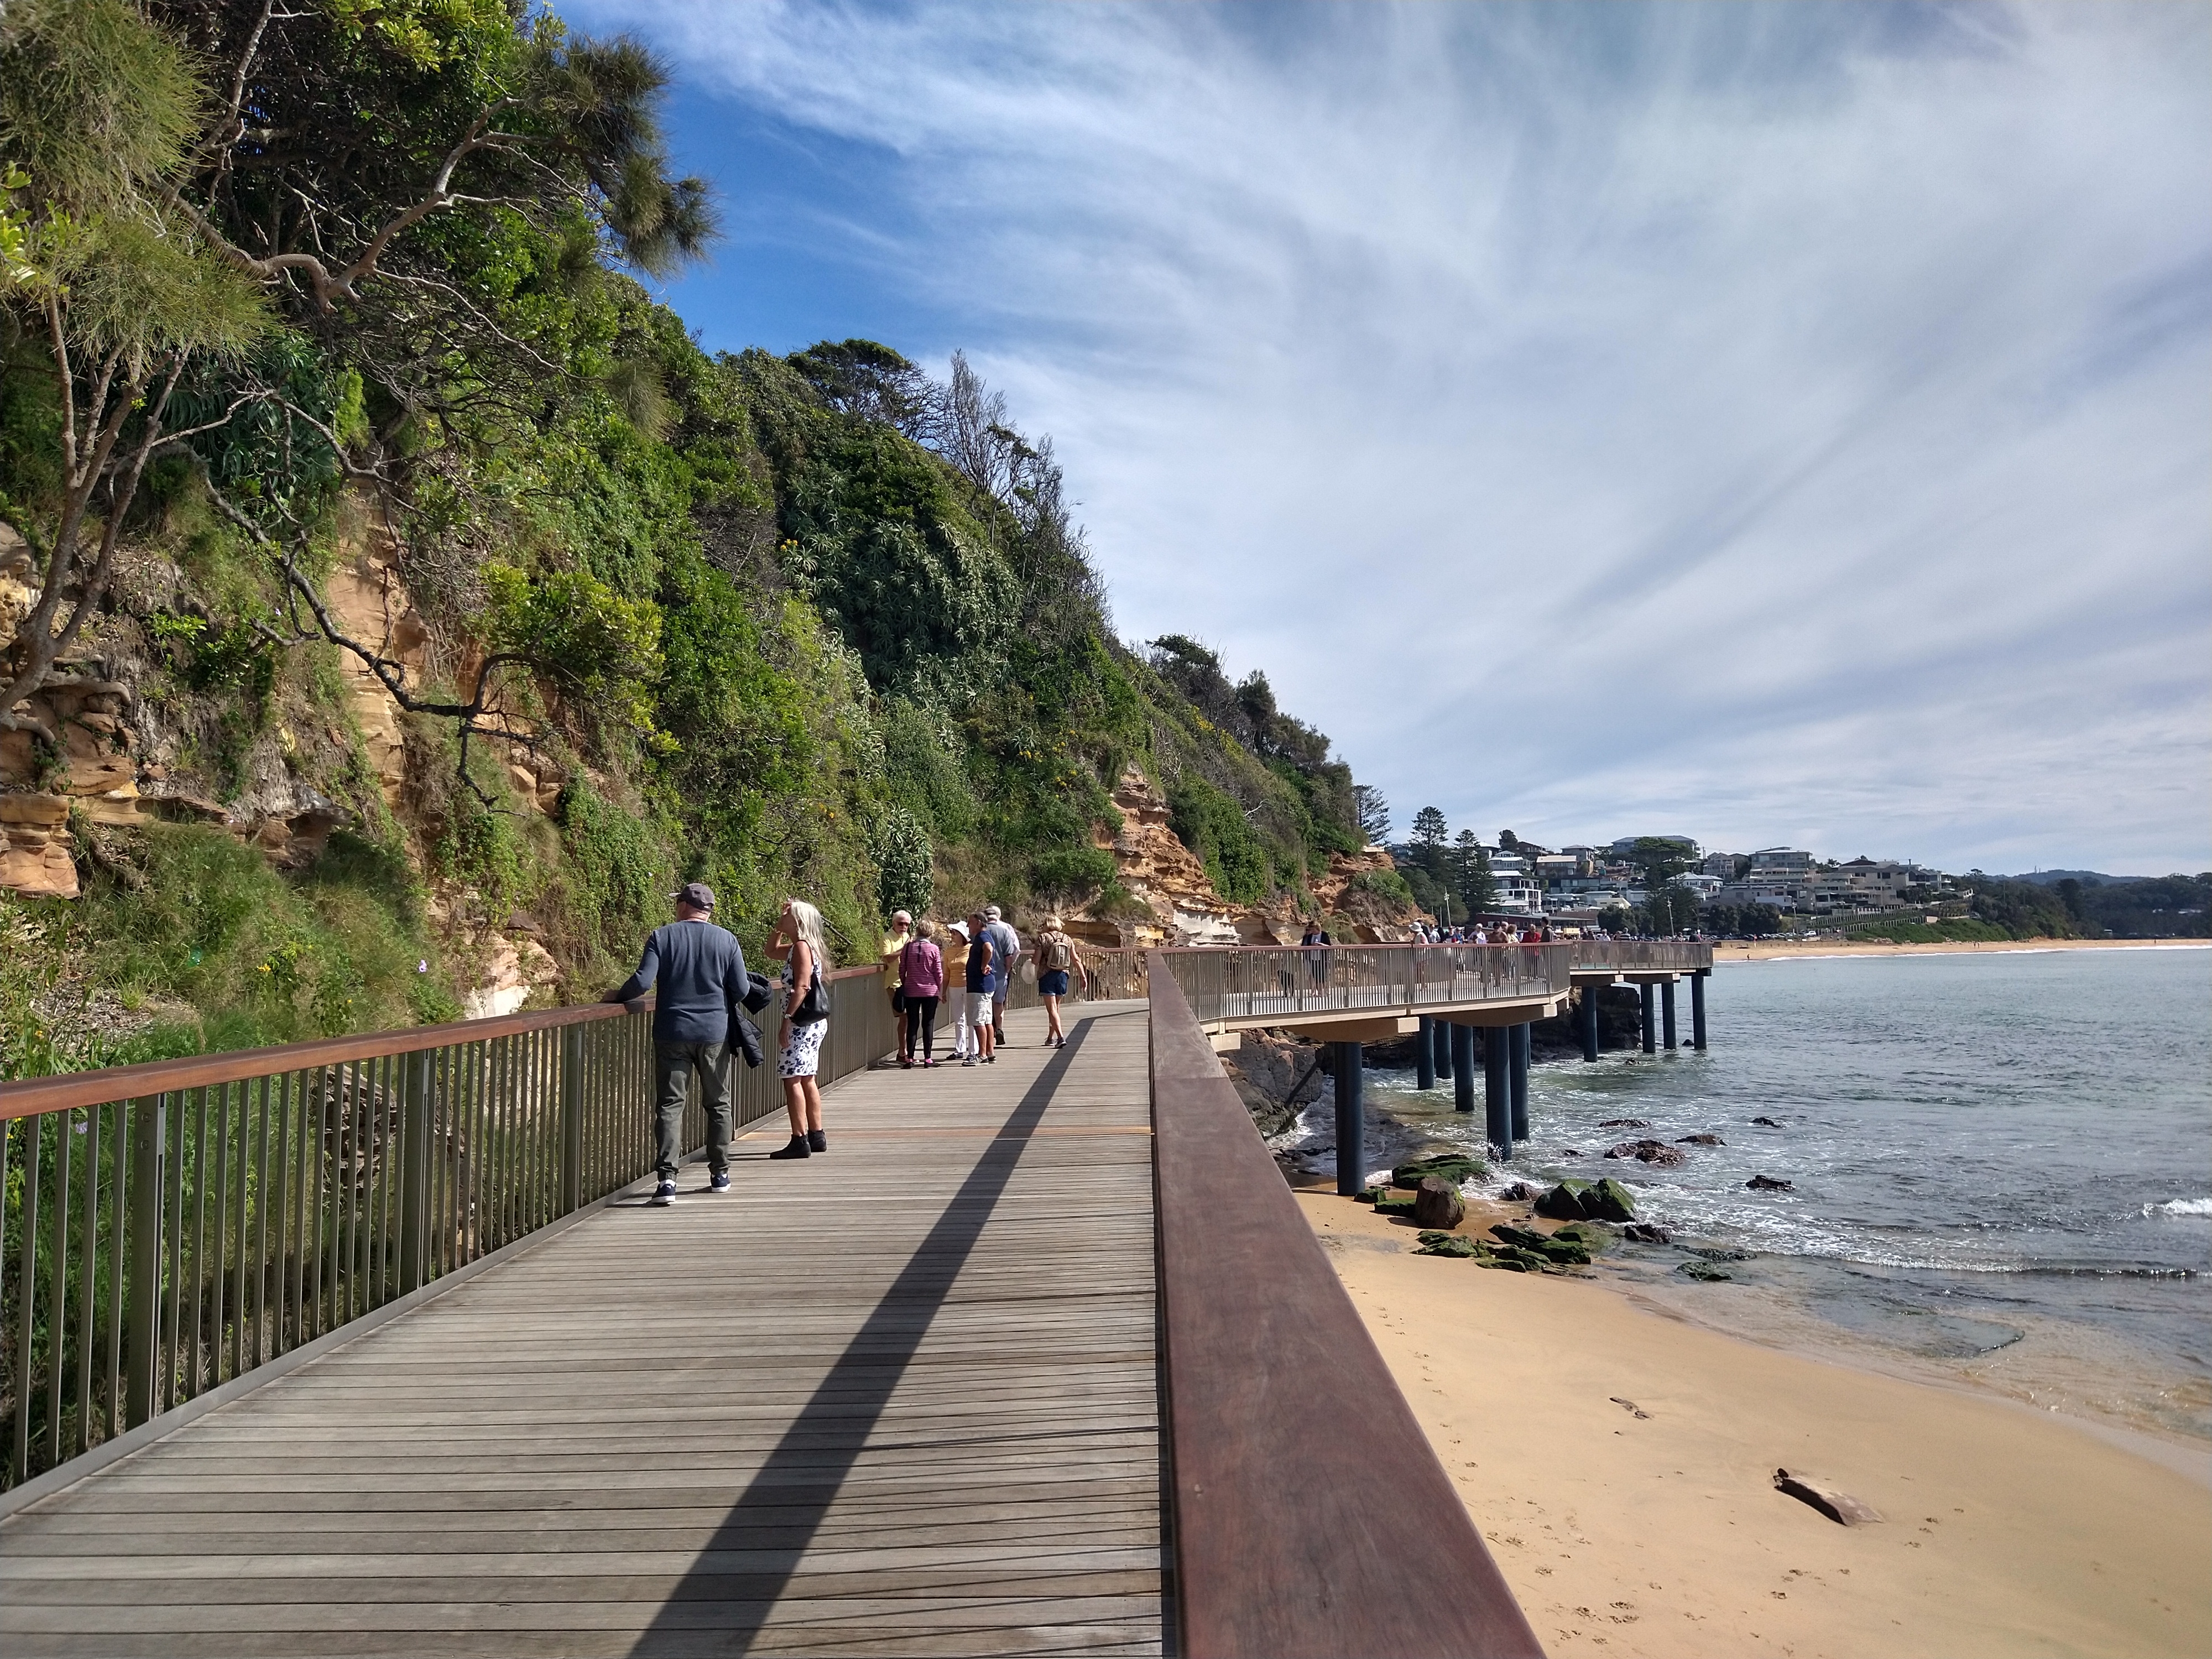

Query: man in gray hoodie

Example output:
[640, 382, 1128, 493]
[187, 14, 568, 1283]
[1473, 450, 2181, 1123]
[607, 881, 750, 1205]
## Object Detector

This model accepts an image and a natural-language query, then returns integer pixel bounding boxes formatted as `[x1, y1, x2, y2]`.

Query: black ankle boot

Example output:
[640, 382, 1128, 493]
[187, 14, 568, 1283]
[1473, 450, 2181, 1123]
[807, 1129, 827, 1153]
[769, 1135, 811, 1160]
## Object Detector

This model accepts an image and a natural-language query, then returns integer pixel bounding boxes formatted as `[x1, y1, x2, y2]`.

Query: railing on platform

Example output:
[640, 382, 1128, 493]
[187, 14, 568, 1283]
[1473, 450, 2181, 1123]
[1146, 962, 1543, 1658]
[999, 946, 1146, 1009]
[1157, 942, 1573, 1026]
[0, 964, 896, 1497]
[1568, 938, 1713, 973]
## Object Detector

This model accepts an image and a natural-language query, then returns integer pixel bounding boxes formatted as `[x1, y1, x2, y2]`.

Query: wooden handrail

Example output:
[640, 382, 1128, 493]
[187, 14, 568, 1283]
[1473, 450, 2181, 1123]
[0, 961, 884, 1121]
[1149, 963, 1544, 1658]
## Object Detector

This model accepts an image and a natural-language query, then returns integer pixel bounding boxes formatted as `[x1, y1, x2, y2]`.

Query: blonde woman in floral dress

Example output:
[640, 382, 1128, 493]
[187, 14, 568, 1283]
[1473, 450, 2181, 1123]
[768, 898, 832, 1160]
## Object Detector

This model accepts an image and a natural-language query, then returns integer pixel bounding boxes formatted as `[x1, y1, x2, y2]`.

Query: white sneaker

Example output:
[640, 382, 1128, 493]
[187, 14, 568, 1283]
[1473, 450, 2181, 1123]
[962, 1056, 978, 1067]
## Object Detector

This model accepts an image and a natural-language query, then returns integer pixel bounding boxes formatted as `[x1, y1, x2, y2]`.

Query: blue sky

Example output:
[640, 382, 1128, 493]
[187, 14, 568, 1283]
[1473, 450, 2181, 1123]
[572, 1, 2211, 875]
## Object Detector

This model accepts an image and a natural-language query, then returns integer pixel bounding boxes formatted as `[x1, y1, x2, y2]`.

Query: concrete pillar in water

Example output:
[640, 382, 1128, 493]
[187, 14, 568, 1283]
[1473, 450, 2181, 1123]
[1416, 1015, 1437, 1091]
[1483, 1027, 1512, 1157]
[1510, 1022, 1532, 1141]
[1663, 979, 1679, 1050]
[1435, 1010, 1454, 1080]
[1692, 971, 1709, 1050]
[1332, 1041, 1366, 1196]
[1452, 1022, 1477, 1114]
[1640, 982, 1657, 1053]
[1580, 986, 1600, 1062]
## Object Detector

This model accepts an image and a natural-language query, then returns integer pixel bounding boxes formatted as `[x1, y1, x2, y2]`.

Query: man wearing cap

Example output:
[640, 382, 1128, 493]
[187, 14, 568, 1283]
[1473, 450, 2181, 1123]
[607, 881, 750, 1206]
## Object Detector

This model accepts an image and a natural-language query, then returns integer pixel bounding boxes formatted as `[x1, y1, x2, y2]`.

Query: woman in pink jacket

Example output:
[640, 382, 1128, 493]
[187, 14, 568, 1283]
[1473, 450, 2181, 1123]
[898, 920, 947, 1067]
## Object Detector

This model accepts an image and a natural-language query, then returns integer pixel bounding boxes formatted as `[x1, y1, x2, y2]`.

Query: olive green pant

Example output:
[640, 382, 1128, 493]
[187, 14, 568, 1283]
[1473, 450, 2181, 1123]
[654, 1039, 732, 1182]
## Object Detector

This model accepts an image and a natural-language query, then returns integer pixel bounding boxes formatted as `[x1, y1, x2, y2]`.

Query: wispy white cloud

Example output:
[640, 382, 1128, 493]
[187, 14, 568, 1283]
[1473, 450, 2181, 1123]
[580, 0, 2211, 872]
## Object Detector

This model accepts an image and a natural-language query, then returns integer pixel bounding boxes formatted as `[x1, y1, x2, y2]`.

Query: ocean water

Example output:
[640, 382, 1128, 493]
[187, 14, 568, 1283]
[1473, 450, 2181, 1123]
[1355, 947, 2212, 1445]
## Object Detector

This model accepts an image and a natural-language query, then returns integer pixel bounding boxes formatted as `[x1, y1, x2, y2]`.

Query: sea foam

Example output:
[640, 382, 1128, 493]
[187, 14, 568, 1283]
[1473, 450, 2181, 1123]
[2144, 1197, 2212, 1218]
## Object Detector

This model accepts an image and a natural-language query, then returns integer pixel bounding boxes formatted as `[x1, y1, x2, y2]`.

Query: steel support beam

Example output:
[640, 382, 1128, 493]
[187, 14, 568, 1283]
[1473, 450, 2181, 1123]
[1451, 1022, 1476, 1114]
[1640, 983, 1657, 1055]
[1332, 1042, 1366, 1196]
[1580, 988, 1599, 1062]
[1416, 1016, 1437, 1091]
[1483, 1028, 1511, 1157]
[1662, 979, 1678, 1050]
[1510, 1023, 1531, 1141]
[1434, 1012, 1454, 1080]
[1692, 972, 1708, 1050]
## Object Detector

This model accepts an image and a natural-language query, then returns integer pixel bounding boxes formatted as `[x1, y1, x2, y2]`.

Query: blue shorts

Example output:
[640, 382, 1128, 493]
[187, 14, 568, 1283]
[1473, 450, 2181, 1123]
[1039, 969, 1070, 997]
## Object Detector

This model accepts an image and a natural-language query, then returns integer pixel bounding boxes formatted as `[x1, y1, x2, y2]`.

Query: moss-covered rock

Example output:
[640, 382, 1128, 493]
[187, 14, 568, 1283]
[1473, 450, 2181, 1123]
[1391, 1152, 1486, 1189]
[1533, 1180, 1593, 1220]
[1589, 1178, 1637, 1222]
[1678, 1260, 1733, 1282]
[1415, 1230, 1481, 1258]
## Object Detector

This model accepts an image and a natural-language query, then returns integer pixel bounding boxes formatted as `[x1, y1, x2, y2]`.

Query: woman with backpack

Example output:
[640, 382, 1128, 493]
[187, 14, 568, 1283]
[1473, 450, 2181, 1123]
[1035, 915, 1085, 1048]
[898, 920, 946, 1067]
[767, 897, 833, 1159]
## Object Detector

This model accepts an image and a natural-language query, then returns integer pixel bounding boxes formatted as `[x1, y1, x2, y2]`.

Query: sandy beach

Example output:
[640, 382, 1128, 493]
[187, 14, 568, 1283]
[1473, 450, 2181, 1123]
[1296, 1190, 2212, 1658]
[1713, 937, 2205, 962]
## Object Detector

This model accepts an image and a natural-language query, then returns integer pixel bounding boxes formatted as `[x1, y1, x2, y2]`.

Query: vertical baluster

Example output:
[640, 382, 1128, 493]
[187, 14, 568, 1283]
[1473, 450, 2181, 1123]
[495, 1036, 516, 1248]
[12, 1115, 42, 1484]
[303, 1069, 325, 1340]
[267, 1073, 291, 1359]
[45, 1106, 72, 1468]
[165, 1097, 191, 1407]
[105, 1101, 128, 1442]
[182, 1088, 205, 1403]
[0, 1117, 12, 1472]
[339, 1063, 358, 1323]
[74, 1101, 105, 1458]
[253, 1074, 273, 1369]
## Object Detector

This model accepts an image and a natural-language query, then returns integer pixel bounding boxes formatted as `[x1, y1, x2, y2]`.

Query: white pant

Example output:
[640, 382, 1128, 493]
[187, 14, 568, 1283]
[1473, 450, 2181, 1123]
[953, 990, 993, 1055]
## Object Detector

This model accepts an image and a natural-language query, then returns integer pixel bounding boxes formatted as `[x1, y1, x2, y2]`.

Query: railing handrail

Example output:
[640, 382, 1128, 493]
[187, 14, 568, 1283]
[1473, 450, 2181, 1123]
[1147, 962, 1543, 1657]
[0, 963, 885, 1121]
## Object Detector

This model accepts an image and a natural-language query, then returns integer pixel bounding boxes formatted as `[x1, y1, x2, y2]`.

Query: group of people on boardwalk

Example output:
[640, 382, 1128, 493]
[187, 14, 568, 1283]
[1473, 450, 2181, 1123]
[607, 884, 1089, 1201]
[879, 906, 1089, 1066]
[1410, 919, 1555, 944]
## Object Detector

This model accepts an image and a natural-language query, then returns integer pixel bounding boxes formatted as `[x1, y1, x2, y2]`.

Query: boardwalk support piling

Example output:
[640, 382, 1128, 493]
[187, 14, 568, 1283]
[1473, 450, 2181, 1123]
[1435, 1011, 1454, 1081]
[1580, 988, 1600, 1062]
[1641, 983, 1657, 1055]
[1484, 1028, 1511, 1158]
[1416, 1016, 1437, 1091]
[1333, 1041, 1365, 1196]
[1693, 972, 1709, 1050]
[1510, 1023, 1531, 1141]
[1452, 1022, 1476, 1114]
[1663, 980, 1679, 1051]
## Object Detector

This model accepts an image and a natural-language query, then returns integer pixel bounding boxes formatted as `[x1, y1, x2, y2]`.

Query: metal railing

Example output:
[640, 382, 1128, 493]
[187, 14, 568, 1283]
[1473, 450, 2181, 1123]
[1567, 939, 1713, 973]
[1156, 942, 1573, 1027]
[999, 946, 1147, 1009]
[0, 966, 896, 1496]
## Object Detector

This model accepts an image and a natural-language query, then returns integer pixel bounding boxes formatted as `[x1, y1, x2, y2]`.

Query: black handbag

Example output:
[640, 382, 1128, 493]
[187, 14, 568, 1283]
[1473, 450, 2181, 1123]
[790, 964, 831, 1026]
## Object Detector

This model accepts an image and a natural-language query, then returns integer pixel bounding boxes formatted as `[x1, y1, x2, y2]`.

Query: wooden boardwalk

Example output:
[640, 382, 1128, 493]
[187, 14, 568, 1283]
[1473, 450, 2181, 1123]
[0, 1004, 1167, 1658]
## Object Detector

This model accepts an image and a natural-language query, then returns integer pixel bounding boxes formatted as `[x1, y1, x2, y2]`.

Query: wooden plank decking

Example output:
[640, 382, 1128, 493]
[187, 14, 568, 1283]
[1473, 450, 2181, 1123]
[0, 1004, 1167, 1658]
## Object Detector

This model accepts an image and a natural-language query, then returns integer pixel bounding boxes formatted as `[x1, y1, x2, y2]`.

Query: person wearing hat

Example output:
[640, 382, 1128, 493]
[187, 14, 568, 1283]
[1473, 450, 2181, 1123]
[944, 918, 977, 1059]
[982, 905, 1020, 1041]
[606, 880, 750, 1206]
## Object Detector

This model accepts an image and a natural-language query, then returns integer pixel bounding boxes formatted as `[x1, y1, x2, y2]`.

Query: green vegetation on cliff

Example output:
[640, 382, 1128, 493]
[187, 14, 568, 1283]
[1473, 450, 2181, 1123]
[0, 0, 1379, 1073]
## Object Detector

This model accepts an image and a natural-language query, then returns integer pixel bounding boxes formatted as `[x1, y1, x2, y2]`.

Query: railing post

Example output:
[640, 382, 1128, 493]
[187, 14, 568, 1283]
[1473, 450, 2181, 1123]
[560, 1025, 585, 1215]
[124, 1095, 164, 1430]
[397, 1050, 432, 1295]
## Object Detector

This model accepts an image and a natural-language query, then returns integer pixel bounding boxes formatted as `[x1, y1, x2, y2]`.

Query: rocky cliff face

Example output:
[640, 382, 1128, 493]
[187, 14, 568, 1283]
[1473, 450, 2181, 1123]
[1062, 764, 1418, 947]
